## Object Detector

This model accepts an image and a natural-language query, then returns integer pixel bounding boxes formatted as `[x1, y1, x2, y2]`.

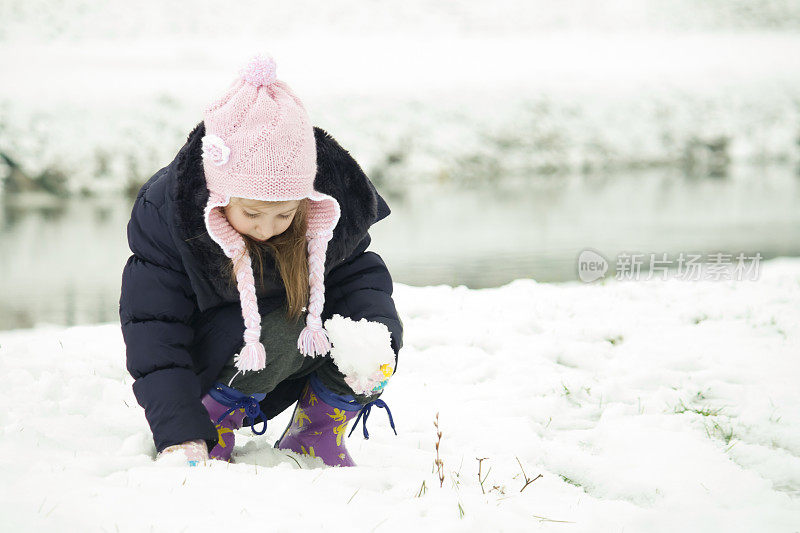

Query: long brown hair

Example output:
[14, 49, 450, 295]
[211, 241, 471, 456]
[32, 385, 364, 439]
[224, 198, 310, 324]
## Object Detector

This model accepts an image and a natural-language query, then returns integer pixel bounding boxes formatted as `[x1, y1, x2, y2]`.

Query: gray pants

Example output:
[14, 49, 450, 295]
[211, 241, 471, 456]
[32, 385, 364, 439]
[215, 307, 379, 405]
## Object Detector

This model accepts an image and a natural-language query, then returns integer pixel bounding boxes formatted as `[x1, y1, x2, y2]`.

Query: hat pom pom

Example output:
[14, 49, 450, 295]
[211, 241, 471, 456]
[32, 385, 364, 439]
[297, 325, 332, 357]
[234, 342, 267, 372]
[241, 54, 277, 87]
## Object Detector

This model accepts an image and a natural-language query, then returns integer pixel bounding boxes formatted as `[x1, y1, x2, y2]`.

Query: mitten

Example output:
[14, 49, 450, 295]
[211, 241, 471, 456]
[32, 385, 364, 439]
[156, 439, 209, 466]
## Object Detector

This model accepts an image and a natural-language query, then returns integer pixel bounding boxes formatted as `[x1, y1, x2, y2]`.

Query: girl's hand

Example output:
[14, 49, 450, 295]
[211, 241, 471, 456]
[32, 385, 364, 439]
[345, 363, 394, 395]
[157, 439, 210, 466]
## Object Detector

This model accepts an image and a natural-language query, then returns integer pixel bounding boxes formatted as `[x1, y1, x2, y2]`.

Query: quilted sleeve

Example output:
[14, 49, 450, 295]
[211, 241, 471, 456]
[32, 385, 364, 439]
[322, 235, 404, 371]
[119, 194, 218, 454]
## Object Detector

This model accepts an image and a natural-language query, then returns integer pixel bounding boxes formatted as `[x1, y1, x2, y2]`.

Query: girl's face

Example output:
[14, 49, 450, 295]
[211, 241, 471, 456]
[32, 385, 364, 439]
[223, 198, 301, 242]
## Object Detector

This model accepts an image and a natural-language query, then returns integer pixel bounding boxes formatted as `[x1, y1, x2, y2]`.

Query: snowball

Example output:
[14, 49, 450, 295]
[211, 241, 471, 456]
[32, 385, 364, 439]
[324, 315, 395, 395]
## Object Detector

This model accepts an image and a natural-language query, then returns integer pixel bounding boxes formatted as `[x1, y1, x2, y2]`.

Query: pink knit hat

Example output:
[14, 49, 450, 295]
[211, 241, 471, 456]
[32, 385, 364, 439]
[201, 54, 341, 374]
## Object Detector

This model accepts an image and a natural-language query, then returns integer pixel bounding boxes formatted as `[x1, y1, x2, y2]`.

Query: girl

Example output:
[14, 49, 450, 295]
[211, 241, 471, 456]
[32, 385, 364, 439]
[119, 54, 403, 467]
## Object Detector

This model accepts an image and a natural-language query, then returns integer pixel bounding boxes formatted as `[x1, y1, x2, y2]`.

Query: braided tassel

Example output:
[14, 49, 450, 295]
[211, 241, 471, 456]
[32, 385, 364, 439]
[232, 246, 267, 371]
[298, 233, 333, 357]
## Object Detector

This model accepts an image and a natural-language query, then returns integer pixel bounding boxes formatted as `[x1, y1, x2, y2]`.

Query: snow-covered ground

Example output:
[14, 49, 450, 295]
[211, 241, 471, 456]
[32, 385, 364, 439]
[1, 258, 798, 532]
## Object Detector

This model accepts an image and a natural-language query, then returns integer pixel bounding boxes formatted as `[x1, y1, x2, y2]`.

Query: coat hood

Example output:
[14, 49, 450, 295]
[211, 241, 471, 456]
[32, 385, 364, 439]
[169, 121, 390, 306]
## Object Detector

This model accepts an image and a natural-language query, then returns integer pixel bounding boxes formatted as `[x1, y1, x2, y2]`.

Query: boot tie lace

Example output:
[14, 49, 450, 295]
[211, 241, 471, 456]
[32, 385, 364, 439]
[349, 399, 397, 440]
[208, 383, 268, 435]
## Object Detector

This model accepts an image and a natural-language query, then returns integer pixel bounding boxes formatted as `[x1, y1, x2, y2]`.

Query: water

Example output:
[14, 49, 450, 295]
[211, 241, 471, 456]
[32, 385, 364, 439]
[1, 165, 799, 331]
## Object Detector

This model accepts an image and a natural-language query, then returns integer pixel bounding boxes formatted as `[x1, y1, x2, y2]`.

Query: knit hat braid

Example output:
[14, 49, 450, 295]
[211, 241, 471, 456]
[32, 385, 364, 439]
[201, 54, 341, 374]
[297, 230, 333, 355]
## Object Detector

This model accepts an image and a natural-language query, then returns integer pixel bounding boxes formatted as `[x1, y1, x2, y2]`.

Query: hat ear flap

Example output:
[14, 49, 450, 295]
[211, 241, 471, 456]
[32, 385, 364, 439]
[204, 192, 267, 373]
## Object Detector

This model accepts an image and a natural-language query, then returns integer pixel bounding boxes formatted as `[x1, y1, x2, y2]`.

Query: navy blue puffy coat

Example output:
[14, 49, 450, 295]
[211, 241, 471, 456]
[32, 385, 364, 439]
[119, 123, 403, 453]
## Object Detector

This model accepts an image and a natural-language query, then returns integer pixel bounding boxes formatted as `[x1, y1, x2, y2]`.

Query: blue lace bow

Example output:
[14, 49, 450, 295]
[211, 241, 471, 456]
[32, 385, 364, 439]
[348, 399, 397, 440]
[208, 383, 268, 435]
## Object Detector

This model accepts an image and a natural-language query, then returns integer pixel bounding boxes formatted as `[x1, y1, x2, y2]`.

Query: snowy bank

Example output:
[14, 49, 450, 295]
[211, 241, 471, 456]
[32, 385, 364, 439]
[2, 32, 800, 196]
[0, 258, 799, 531]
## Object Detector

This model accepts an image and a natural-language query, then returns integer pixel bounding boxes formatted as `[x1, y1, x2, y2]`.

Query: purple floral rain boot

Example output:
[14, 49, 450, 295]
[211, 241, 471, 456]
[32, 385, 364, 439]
[275, 373, 396, 467]
[201, 383, 268, 462]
